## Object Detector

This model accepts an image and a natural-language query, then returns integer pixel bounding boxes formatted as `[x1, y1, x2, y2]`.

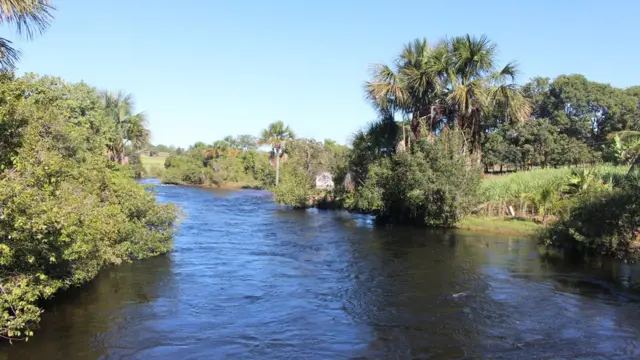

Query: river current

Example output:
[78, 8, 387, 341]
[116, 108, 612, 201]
[3, 179, 640, 359]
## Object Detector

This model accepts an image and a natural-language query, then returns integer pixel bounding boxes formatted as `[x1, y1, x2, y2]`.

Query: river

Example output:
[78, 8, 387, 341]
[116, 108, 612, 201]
[2, 179, 640, 359]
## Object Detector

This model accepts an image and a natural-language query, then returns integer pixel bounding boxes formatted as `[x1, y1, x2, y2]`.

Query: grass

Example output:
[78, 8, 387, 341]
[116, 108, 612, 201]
[457, 216, 543, 236]
[477, 165, 628, 218]
[140, 153, 168, 178]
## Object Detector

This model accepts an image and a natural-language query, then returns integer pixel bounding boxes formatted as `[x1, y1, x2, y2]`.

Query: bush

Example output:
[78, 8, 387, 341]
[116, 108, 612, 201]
[162, 155, 207, 185]
[542, 179, 640, 261]
[271, 165, 315, 208]
[347, 130, 481, 227]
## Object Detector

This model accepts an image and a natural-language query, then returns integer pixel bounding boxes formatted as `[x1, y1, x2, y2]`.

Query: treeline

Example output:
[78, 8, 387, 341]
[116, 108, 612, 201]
[483, 75, 640, 171]
[148, 122, 349, 191]
[0, 72, 176, 341]
[161, 135, 273, 188]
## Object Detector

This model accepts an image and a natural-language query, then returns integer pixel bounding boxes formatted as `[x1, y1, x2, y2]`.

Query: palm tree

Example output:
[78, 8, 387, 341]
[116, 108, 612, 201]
[212, 139, 230, 158]
[103, 91, 150, 164]
[609, 131, 640, 175]
[259, 121, 295, 186]
[0, 0, 54, 69]
[365, 38, 441, 141]
[364, 35, 530, 159]
[442, 35, 530, 157]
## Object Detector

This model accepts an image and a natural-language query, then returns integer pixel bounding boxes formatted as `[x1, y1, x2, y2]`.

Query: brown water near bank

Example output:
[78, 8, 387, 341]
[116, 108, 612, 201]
[2, 179, 640, 359]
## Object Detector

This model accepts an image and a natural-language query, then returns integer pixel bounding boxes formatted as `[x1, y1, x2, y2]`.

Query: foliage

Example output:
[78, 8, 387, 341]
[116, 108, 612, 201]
[102, 91, 149, 165]
[365, 35, 531, 157]
[161, 140, 273, 188]
[0, 0, 54, 69]
[542, 180, 640, 261]
[478, 165, 625, 219]
[271, 165, 315, 208]
[345, 130, 481, 226]
[0, 73, 176, 341]
[270, 138, 349, 207]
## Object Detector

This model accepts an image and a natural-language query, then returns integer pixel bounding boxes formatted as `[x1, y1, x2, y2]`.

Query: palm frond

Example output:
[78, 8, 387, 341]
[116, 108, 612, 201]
[0, 0, 54, 39]
[0, 37, 20, 68]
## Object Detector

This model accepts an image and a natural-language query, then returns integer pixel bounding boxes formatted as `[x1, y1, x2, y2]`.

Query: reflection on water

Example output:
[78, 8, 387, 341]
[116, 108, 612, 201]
[2, 179, 640, 359]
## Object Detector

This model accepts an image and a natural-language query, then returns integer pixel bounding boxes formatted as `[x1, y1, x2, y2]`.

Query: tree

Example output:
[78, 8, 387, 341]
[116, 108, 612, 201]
[0, 0, 53, 69]
[542, 75, 640, 148]
[211, 139, 230, 158]
[236, 134, 257, 151]
[608, 131, 640, 175]
[364, 35, 531, 159]
[259, 121, 295, 186]
[365, 38, 440, 141]
[441, 35, 531, 157]
[102, 91, 149, 164]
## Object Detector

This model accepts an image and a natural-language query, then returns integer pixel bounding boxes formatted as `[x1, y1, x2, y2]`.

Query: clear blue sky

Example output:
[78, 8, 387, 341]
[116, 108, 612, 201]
[4, 0, 639, 147]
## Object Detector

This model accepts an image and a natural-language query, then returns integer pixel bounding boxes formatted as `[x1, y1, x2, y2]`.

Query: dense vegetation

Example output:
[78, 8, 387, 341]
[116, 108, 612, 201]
[144, 34, 640, 261]
[235, 35, 639, 260]
[159, 135, 274, 188]
[0, 73, 176, 341]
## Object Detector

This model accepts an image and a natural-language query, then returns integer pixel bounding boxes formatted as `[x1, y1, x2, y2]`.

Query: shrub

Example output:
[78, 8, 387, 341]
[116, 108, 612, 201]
[542, 179, 640, 261]
[271, 165, 315, 208]
[346, 130, 481, 227]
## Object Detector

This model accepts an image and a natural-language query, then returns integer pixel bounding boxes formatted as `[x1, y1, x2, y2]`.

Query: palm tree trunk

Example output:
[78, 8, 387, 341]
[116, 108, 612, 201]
[275, 149, 280, 186]
[402, 122, 406, 146]
[628, 155, 640, 177]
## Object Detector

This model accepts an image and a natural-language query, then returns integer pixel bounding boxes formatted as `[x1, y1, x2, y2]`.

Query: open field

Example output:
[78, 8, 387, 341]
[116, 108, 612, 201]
[141, 153, 168, 177]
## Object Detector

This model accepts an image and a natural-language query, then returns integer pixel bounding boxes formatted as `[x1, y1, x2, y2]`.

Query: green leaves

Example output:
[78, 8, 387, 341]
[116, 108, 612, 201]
[0, 73, 177, 342]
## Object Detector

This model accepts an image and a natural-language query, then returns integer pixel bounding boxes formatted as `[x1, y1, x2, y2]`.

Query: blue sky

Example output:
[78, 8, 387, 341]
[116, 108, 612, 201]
[4, 0, 639, 147]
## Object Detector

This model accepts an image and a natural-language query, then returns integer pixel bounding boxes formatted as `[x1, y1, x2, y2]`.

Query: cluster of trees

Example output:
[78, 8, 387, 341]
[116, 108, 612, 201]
[158, 121, 350, 193]
[0, 73, 177, 341]
[161, 134, 274, 188]
[483, 75, 640, 171]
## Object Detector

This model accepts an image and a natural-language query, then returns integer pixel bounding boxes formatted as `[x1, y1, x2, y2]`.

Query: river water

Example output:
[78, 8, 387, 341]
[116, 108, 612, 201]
[3, 180, 640, 359]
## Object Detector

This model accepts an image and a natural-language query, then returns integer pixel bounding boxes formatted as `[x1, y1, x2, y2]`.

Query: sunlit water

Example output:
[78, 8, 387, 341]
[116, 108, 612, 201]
[2, 179, 640, 359]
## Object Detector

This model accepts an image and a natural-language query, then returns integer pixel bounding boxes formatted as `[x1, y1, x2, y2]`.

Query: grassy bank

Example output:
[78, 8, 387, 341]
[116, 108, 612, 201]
[457, 217, 543, 236]
[141, 153, 168, 177]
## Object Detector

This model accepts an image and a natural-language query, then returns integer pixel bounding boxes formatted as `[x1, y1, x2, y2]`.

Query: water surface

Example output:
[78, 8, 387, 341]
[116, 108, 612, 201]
[3, 179, 640, 359]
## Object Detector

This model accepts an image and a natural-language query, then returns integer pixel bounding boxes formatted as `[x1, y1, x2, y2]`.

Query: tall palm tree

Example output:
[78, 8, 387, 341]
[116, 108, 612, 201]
[364, 35, 530, 159]
[442, 35, 530, 157]
[0, 0, 54, 69]
[259, 121, 295, 186]
[365, 38, 441, 141]
[103, 91, 150, 164]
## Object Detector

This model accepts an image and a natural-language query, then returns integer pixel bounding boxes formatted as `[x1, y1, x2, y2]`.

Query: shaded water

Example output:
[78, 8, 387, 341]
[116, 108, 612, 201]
[3, 179, 640, 359]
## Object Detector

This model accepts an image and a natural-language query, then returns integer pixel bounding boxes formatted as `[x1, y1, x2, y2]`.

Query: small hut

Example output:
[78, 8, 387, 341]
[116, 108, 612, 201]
[315, 172, 334, 190]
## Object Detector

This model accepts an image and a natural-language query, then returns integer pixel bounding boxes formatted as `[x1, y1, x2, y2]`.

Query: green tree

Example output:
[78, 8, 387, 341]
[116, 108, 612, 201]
[102, 91, 150, 164]
[365, 35, 531, 158]
[236, 134, 257, 151]
[259, 121, 295, 186]
[0, 73, 176, 341]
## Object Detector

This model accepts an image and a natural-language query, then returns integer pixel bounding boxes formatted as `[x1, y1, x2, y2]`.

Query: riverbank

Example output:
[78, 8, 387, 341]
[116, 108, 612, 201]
[457, 216, 544, 236]
[161, 180, 265, 190]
